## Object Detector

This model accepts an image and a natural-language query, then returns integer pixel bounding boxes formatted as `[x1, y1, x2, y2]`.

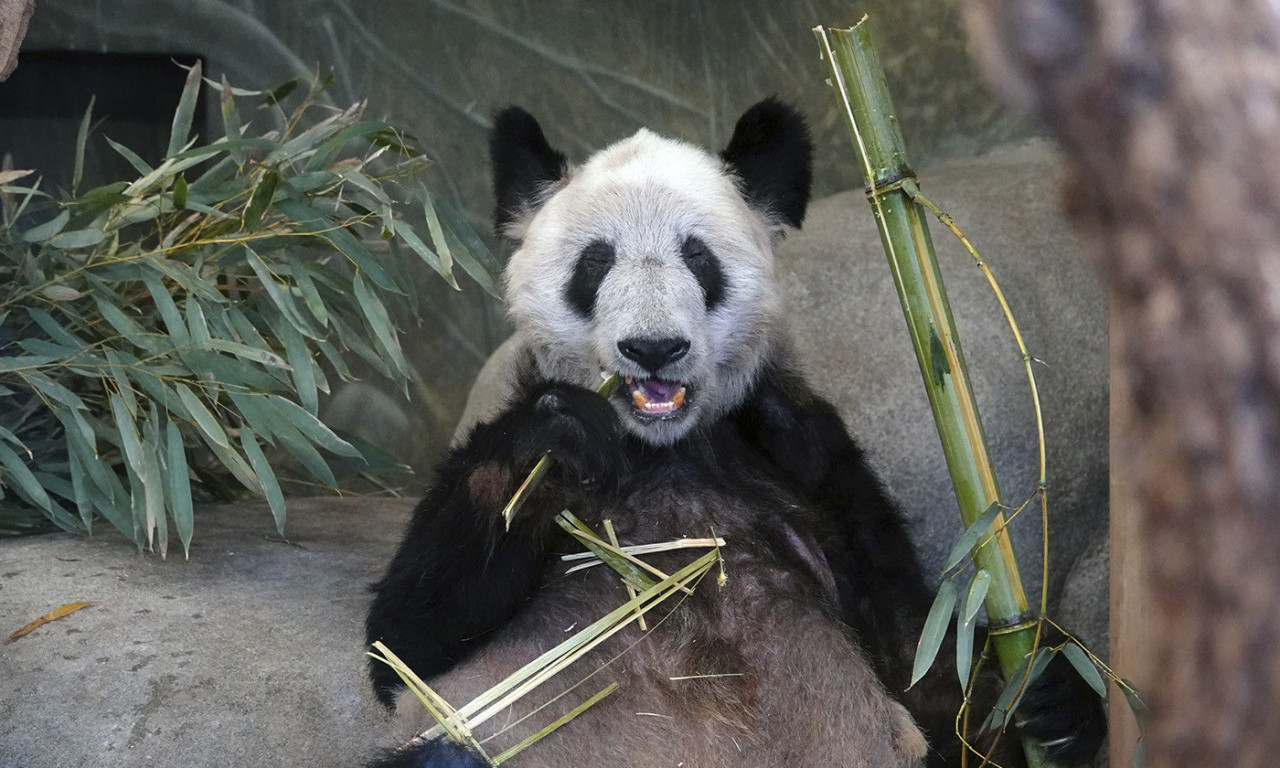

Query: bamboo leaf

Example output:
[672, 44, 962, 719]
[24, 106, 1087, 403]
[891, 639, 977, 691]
[174, 383, 230, 449]
[420, 190, 454, 277]
[1118, 678, 1149, 728]
[554, 511, 658, 592]
[910, 579, 957, 687]
[22, 209, 69, 242]
[40, 285, 84, 302]
[240, 426, 286, 535]
[242, 246, 322, 338]
[433, 199, 501, 295]
[143, 273, 190, 344]
[962, 569, 991, 624]
[274, 198, 399, 292]
[0, 169, 33, 185]
[352, 272, 406, 372]
[105, 136, 154, 177]
[173, 174, 188, 210]
[0, 439, 53, 513]
[47, 228, 108, 250]
[73, 96, 95, 194]
[194, 338, 290, 370]
[220, 74, 246, 165]
[395, 218, 449, 281]
[955, 607, 976, 692]
[109, 393, 145, 485]
[241, 169, 279, 230]
[8, 601, 92, 640]
[141, 407, 166, 556]
[26, 307, 85, 349]
[266, 313, 317, 414]
[981, 647, 1058, 732]
[185, 298, 211, 343]
[166, 419, 195, 558]
[66, 448, 94, 529]
[955, 569, 990, 690]
[1061, 642, 1107, 698]
[168, 60, 203, 158]
[268, 395, 360, 457]
[285, 254, 330, 328]
[942, 501, 1003, 574]
[204, 436, 262, 495]
[259, 79, 297, 107]
[22, 370, 87, 411]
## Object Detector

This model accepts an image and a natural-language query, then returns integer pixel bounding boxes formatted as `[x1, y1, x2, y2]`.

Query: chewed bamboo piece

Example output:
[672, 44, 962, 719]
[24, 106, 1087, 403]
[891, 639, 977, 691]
[561, 536, 728, 573]
[501, 372, 624, 530]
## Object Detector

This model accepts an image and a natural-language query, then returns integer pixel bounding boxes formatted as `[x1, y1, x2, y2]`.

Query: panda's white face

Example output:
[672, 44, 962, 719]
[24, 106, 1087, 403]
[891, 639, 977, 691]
[504, 130, 781, 445]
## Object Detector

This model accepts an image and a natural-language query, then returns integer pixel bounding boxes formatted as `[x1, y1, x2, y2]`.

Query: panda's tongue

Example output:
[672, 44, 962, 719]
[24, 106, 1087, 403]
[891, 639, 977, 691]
[626, 376, 687, 415]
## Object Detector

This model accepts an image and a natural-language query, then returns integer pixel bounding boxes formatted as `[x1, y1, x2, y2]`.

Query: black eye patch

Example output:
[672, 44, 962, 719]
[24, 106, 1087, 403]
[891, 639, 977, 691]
[681, 236, 726, 310]
[565, 239, 616, 318]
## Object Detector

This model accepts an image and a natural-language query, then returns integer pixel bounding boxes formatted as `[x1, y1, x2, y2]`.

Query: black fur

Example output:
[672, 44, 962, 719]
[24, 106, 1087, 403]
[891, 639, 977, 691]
[564, 239, 616, 318]
[719, 97, 814, 228]
[490, 106, 568, 234]
[681, 236, 727, 309]
[364, 380, 625, 706]
[367, 738, 488, 768]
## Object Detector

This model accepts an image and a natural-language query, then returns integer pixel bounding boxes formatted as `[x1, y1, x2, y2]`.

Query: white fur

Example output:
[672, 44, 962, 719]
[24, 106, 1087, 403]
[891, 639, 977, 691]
[503, 129, 782, 444]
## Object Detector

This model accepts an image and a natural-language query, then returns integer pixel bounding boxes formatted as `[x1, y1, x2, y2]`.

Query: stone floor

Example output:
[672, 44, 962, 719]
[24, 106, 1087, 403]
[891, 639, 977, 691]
[1, 498, 411, 768]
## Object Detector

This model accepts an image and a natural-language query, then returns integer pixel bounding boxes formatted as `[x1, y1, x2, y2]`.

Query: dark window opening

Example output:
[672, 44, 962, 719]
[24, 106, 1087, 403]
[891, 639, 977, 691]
[0, 51, 205, 195]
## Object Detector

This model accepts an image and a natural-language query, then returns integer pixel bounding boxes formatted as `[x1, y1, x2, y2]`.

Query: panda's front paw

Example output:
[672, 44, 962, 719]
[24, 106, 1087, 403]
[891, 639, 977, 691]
[1015, 652, 1108, 765]
[509, 382, 626, 489]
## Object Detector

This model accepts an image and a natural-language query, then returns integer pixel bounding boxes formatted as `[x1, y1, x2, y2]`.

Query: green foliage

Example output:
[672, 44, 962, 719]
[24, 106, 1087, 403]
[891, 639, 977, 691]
[0, 64, 498, 556]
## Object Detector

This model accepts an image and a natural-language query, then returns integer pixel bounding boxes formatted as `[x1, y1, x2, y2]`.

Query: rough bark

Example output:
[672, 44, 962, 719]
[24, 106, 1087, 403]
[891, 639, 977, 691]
[0, 0, 36, 81]
[956, 1, 1280, 766]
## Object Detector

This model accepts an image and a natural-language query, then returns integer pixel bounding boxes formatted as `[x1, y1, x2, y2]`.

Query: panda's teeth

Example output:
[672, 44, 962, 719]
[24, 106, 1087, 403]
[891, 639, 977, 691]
[631, 388, 650, 409]
[625, 377, 688, 415]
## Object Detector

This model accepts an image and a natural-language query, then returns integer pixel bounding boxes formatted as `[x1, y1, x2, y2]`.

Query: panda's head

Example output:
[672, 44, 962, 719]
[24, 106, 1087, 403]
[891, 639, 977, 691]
[492, 99, 812, 445]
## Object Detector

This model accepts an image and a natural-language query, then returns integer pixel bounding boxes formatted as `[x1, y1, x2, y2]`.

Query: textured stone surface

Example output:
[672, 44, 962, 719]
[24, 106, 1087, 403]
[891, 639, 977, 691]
[17, 0, 1036, 473]
[0, 498, 407, 768]
[778, 139, 1108, 620]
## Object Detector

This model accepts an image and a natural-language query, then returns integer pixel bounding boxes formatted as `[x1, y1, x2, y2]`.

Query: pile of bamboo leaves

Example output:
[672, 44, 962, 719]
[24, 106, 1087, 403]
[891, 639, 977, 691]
[0, 62, 498, 555]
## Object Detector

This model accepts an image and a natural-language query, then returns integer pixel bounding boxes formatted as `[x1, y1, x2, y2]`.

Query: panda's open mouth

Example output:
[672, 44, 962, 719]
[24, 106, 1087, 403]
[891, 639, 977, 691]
[624, 376, 689, 420]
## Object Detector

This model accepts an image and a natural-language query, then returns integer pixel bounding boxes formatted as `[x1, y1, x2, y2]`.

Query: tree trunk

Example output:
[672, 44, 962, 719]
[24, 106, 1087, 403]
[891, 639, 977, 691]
[0, 0, 37, 81]
[956, 1, 1280, 766]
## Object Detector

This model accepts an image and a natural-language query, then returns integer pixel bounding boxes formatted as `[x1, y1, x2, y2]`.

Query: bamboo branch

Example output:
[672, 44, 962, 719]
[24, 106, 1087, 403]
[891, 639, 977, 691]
[814, 18, 1053, 768]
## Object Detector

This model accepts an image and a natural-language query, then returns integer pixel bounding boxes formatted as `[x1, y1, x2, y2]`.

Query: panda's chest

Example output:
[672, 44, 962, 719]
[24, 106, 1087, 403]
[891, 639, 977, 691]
[593, 453, 759, 543]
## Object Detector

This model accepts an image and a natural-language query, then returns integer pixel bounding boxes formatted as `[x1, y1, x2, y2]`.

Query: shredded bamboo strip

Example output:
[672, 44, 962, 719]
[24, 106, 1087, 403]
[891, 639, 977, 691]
[560, 536, 728, 563]
[605, 519, 647, 630]
[373, 546, 721, 761]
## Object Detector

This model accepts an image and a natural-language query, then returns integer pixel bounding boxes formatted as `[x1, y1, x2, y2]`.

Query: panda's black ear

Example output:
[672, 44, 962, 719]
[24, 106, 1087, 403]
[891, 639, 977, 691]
[720, 98, 814, 229]
[490, 107, 569, 237]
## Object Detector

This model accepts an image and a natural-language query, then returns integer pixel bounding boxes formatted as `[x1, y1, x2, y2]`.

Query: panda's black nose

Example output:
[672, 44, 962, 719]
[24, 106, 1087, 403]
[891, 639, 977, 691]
[617, 337, 690, 373]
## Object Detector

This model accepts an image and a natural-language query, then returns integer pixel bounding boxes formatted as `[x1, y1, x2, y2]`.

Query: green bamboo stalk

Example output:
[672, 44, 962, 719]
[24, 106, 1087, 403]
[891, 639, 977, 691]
[814, 18, 1052, 768]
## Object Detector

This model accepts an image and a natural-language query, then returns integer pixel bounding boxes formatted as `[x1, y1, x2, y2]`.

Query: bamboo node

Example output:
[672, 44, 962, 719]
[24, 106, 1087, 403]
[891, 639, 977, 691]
[986, 616, 1040, 636]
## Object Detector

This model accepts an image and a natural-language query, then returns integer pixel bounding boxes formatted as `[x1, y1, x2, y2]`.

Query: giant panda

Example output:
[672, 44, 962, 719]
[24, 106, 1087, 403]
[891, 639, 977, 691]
[363, 100, 1106, 768]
